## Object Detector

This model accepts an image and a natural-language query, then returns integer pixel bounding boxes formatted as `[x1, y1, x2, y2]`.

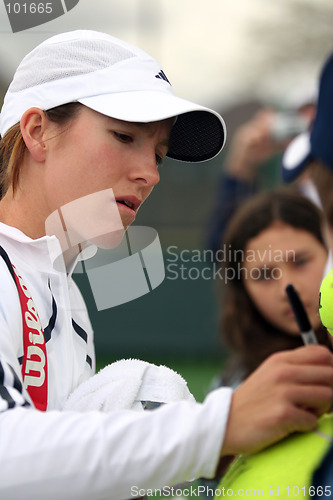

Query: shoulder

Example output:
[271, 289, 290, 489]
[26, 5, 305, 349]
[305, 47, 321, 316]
[0, 250, 23, 357]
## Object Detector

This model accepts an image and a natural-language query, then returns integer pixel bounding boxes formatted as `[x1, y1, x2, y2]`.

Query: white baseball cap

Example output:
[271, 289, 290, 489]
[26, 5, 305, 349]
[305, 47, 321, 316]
[0, 30, 226, 163]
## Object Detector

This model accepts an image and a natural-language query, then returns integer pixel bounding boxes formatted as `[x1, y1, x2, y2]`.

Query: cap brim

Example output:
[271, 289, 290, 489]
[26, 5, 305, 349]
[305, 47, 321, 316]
[79, 91, 226, 163]
[281, 132, 312, 182]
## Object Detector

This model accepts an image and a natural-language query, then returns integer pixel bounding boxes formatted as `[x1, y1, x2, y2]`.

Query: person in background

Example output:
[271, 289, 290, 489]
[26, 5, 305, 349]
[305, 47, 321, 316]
[217, 187, 331, 389]
[281, 50, 333, 498]
[206, 99, 316, 259]
[200, 186, 331, 498]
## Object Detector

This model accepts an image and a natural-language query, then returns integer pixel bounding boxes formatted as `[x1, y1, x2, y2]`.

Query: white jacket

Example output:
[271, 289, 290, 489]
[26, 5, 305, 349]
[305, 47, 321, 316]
[0, 222, 232, 500]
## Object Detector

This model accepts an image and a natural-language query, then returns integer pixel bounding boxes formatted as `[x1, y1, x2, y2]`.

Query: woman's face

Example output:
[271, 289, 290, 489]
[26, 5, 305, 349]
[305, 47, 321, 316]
[42, 106, 173, 231]
[242, 221, 327, 334]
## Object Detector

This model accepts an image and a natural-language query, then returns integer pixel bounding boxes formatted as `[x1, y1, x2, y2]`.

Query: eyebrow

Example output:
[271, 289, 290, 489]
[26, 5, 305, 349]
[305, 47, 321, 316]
[132, 121, 172, 147]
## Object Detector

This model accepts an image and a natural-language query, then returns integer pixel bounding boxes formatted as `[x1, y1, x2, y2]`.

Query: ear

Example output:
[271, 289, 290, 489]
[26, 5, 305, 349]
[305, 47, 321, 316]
[20, 107, 49, 163]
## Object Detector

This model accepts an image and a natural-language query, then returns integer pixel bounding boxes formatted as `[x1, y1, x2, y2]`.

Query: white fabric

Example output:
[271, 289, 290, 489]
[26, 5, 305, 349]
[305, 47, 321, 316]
[63, 358, 195, 412]
[0, 222, 232, 500]
[0, 222, 95, 411]
[281, 132, 311, 172]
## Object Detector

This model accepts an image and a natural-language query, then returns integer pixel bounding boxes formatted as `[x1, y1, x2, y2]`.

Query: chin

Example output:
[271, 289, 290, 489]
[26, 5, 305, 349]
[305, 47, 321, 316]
[90, 229, 125, 249]
[276, 320, 300, 337]
[284, 327, 303, 337]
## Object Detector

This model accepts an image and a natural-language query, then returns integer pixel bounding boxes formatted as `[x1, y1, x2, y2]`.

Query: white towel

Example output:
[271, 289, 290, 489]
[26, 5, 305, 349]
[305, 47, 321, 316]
[63, 358, 195, 412]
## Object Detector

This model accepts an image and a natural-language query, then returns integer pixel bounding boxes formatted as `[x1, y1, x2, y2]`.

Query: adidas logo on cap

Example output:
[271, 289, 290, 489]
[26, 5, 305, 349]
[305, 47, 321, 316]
[155, 70, 171, 85]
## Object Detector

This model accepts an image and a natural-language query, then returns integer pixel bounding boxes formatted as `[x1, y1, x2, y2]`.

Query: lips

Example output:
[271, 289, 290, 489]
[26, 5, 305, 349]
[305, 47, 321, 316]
[116, 196, 141, 213]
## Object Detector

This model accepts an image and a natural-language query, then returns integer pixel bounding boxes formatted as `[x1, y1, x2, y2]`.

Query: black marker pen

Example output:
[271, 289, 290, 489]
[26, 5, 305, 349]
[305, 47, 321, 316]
[285, 284, 318, 345]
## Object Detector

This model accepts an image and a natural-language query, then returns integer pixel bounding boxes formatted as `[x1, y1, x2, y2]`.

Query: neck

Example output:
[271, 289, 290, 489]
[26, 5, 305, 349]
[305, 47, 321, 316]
[0, 192, 84, 272]
[0, 188, 47, 239]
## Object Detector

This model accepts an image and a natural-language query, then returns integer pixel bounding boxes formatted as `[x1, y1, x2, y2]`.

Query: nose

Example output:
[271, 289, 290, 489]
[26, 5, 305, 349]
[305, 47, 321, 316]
[278, 269, 297, 300]
[129, 151, 160, 188]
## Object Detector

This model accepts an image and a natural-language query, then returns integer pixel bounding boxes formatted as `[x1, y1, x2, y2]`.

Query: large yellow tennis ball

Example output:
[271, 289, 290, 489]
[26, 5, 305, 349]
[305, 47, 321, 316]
[215, 414, 333, 499]
[319, 269, 333, 334]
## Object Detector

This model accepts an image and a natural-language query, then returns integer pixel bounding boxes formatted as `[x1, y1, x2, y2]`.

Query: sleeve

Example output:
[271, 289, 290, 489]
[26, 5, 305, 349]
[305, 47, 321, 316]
[205, 173, 257, 258]
[0, 387, 232, 500]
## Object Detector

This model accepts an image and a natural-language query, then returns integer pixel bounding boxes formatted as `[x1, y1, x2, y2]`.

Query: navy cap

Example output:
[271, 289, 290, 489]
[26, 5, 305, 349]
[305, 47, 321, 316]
[282, 52, 333, 182]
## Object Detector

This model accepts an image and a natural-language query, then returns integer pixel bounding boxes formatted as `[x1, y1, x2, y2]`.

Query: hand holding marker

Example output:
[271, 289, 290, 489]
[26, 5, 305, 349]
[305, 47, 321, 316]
[285, 284, 318, 345]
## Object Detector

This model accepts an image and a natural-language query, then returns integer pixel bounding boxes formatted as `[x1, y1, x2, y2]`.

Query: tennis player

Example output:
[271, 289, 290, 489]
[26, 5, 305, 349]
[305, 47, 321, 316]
[0, 30, 332, 499]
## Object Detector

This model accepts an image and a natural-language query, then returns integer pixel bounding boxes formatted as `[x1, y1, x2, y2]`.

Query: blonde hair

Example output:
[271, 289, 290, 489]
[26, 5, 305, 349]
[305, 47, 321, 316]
[0, 102, 82, 199]
[0, 124, 26, 198]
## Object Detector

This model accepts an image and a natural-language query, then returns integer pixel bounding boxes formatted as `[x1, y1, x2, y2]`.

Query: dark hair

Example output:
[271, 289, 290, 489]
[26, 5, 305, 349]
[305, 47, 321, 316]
[0, 102, 82, 198]
[219, 187, 331, 385]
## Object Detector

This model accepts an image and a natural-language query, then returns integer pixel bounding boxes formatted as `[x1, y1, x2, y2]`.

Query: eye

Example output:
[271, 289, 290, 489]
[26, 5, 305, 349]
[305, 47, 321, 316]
[294, 256, 310, 267]
[113, 131, 132, 143]
[155, 154, 164, 166]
